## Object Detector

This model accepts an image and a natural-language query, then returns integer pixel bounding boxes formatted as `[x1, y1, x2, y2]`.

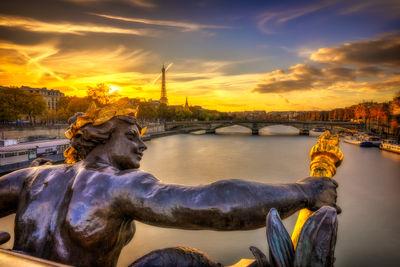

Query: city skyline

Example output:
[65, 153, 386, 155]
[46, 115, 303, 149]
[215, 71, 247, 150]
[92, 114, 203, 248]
[0, 0, 399, 111]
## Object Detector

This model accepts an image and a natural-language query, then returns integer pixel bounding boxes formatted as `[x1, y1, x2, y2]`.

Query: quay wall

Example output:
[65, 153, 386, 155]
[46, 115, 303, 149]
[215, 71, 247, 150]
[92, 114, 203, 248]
[0, 123, 165, 141]
[0, 126, 67, 140]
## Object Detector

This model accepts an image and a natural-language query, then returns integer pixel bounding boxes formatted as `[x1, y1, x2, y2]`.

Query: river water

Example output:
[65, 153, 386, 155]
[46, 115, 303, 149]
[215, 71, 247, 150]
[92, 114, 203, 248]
[1, 134, 400, 266]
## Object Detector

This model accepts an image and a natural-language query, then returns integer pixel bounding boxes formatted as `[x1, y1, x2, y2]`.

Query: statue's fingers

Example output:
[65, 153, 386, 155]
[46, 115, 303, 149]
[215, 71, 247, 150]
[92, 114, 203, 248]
[266, 208, 294, 267]
[249, 246, 270, 267]
[294, 206, 338, 267]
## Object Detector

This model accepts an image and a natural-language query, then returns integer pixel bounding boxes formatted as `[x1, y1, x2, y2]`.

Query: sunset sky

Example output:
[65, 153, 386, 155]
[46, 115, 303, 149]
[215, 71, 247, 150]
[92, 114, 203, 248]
[0, 0, 399, 111]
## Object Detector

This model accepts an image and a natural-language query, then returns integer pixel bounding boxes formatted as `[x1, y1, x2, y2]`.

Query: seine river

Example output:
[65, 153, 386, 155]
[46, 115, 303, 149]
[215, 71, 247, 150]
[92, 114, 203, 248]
[1, 134, 400, 266]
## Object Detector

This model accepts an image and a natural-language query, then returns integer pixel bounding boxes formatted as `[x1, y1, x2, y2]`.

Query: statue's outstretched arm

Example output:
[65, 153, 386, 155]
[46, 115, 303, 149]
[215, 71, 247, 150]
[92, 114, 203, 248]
[0, 169, 26, 218]
[121, 172, 338, 230]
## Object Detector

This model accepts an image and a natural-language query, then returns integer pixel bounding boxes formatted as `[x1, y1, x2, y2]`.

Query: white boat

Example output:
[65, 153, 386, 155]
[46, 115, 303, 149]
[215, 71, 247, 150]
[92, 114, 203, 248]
[309, 127, 326, 137]
[380, 139, 400, 154]
[343, 136, 362, 145]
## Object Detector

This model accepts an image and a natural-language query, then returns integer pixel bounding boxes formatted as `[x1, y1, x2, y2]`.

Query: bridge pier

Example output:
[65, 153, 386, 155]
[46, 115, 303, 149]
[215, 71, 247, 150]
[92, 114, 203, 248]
[252, 123, 258, 135]
[206, 129, 215, 134]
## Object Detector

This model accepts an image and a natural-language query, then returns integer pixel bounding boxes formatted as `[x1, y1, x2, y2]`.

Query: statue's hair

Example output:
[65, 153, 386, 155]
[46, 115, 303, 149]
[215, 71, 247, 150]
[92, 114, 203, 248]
[64, 115, 140, 164]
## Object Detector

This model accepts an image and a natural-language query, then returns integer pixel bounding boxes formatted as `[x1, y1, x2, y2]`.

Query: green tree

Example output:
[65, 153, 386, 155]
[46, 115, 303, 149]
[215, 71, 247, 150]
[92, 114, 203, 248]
[138, 102, 158, 121]
[0, 87, 28, 121]
[20, 93, 47, 124]
[56, 96, 90, 121]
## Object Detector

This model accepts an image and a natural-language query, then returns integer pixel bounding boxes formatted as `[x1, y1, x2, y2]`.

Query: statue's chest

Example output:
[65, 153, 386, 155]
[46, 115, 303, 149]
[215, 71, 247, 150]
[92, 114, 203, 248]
[65, 193, 112, 239]
[18, 173, 73, 232]
[65, 192, 135, 249]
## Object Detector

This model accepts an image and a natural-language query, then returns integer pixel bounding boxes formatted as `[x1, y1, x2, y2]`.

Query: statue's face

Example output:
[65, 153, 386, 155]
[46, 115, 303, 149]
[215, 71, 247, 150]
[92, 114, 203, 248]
[107, 122, 147, 170]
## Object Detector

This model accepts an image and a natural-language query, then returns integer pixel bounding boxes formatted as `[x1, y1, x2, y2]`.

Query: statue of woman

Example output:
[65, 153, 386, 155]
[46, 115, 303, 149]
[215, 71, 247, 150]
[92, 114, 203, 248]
[0, 108, 339, 267]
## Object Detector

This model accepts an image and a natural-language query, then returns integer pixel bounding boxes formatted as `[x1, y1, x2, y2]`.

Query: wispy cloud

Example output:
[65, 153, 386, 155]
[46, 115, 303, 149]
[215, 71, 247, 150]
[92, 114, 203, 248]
[338, 0, 400, 18]
[130, 0, 157, 9]
[0, 40, 157, 95]
[0, 15, 153, 36]
[257, 2, 333, 34]
[93, 13, 231, 32]
[257, 0, 400, 34]
[67, 0, 158, 8]
[0, 41, 64, 82]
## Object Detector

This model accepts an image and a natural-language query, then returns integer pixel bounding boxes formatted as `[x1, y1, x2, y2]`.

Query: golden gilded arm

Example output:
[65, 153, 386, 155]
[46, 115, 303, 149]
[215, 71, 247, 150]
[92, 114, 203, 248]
[291, 131, 344, 248]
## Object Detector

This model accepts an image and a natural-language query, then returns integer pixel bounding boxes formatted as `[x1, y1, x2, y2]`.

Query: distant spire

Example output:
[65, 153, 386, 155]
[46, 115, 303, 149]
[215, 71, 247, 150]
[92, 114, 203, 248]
[185, 97, 189, 109]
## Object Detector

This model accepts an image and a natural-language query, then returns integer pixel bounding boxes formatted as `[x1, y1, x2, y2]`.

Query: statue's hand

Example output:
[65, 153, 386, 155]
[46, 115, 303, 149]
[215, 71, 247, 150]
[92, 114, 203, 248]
[299, 177, 341, 214]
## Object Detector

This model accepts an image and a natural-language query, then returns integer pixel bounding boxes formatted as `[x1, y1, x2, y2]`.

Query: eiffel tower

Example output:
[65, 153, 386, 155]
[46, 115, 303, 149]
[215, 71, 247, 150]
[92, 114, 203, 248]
[159, 64, 168, 105]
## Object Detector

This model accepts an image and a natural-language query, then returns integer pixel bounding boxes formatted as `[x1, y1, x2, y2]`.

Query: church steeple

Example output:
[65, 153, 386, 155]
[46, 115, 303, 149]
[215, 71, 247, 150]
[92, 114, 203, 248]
[185, 97, 189, 109]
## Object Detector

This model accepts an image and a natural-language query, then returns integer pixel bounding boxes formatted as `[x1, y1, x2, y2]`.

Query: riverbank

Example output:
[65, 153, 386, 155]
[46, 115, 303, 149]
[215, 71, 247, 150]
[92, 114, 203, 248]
[0, 123, 165, 141]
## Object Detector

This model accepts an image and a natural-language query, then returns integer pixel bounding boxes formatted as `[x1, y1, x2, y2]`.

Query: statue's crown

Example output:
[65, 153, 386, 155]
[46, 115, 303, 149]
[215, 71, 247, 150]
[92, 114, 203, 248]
[65, 98, 138, 140]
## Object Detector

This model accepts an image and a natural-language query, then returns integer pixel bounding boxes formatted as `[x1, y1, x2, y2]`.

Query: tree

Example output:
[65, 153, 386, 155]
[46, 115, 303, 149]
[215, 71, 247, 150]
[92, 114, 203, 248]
[0, 87, 29, 122]
[20, 93, 47, 124]
[138, 102, 159, 121]
[0, 90, 19, 121]
[56, 96, 91, 121]
[87, 83, 112, 107]
[389, 91, 400, 138]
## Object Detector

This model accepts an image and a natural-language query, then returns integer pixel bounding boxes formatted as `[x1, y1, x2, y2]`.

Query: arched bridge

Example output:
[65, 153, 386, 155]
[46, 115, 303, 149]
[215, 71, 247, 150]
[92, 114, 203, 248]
[164, 120, 363, 135]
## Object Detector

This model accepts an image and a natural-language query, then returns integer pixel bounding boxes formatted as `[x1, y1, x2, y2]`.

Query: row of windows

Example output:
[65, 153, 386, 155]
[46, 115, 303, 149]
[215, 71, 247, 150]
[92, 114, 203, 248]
[27, 90, 63, 96]
[0, 151, 28, 158]
[0, 145, 67, 158]
[48, 101, 58, 110]
[1, 143, 69, 157]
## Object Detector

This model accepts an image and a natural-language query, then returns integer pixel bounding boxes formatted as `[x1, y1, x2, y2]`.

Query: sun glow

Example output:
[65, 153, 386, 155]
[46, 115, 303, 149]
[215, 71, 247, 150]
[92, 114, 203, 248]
[109, 85, 120, 93]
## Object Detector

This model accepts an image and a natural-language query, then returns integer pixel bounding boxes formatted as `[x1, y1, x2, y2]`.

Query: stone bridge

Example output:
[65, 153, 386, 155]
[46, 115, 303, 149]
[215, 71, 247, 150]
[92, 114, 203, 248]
[165, 120, 363, 135]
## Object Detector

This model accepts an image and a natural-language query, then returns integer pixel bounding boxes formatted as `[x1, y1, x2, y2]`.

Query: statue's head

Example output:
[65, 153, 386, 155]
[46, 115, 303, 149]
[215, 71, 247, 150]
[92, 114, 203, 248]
[64, 100, 147, 170]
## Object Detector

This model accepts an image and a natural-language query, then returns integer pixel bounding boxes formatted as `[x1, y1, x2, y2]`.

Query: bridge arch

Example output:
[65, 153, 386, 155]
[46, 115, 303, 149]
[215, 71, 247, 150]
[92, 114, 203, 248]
[259, 124, 300, 135]
[215, 124, 252, 135]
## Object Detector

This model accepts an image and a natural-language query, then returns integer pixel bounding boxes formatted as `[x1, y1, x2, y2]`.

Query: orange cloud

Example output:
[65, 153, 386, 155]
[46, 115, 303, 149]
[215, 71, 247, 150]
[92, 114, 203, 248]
[254, 33, 400, 110]
[310, 33, 400, 66]
[0, 40, 159, 96]
[0, 15, 153, 36]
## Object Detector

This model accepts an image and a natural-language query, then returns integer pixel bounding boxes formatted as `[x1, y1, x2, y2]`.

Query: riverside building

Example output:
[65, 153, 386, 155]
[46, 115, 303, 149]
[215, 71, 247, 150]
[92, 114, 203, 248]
[21, 86, 64, 111]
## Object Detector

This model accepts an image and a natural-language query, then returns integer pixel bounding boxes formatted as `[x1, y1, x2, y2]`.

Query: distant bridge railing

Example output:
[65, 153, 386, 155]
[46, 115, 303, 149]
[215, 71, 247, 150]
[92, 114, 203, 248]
[164, 120, 364, 134]
[165, 120, 362, 125]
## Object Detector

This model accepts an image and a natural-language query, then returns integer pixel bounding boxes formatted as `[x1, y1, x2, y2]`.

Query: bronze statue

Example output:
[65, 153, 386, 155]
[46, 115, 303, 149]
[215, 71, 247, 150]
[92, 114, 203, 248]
[0, 103, 340, 267]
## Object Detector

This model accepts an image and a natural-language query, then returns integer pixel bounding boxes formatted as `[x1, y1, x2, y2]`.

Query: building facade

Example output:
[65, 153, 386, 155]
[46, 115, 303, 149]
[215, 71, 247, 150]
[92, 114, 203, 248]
[21, 86, 64, 111]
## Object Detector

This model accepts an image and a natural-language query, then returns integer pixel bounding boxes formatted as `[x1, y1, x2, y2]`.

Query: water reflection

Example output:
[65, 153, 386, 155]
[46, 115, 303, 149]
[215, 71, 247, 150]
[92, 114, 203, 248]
[380, 150, 400, 163]
[259, 125, 300, 135]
